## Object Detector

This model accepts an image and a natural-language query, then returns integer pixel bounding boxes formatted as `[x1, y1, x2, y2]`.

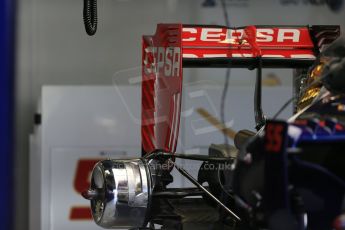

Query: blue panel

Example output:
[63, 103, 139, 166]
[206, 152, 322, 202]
[0, 0, 15, 228]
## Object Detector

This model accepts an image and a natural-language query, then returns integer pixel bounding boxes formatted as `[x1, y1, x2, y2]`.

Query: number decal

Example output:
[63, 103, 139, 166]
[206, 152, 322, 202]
[265, 123, 284, 153]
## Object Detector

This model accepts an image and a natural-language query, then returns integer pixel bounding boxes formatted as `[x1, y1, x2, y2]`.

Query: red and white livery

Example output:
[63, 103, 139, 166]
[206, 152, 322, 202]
[141, 23, 340, 155]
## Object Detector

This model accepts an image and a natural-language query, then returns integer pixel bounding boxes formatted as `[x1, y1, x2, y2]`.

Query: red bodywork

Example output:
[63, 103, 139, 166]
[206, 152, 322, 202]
[141, 24, 340, 155]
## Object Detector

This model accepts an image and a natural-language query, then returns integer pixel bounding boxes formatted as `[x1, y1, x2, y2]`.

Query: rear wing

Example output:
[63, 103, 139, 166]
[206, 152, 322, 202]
[141, 23, 340, 155]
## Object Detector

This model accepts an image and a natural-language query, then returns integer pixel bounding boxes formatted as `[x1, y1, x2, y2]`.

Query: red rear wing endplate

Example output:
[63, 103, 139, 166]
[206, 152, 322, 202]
[142, 23, 340, 155]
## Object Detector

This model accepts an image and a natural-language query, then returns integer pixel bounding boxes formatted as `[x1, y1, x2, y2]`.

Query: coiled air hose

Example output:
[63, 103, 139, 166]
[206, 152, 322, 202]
[83, 0, 97, 36]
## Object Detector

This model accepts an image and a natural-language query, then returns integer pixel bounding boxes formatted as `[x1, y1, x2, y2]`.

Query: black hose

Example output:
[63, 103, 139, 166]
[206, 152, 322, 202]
[219, 0, 231, 146]
[83, 0, 97, 36]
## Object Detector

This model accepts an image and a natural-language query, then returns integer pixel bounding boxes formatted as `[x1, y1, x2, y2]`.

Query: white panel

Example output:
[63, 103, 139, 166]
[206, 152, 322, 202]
[41, 86, 141, 147]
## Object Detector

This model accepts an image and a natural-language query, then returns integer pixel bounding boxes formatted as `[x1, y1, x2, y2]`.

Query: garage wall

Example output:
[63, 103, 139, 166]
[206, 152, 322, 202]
[15, 0, 344, 229]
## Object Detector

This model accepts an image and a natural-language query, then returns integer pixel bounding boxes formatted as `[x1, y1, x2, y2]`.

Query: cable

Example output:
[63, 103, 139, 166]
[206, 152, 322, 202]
[220, 0, 230, 28]
[83, 0, 98, 36]
[272, 97, 294, 119]
[254, 56, 265, 130]
[219, 1, 241, 222]
[219, 0, 231, 146]
[221, 68, 231, 145]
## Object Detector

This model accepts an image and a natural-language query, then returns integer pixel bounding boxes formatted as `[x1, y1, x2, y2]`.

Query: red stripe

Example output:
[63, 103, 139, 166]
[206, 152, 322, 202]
[69, 207, 92, 220]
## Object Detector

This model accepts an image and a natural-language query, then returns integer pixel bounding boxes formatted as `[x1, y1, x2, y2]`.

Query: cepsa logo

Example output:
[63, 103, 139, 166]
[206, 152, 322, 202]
[181, 27, 315, 59]
[182, 27, 302, 44]
[143, 46, 181, 77]
[70, 159, 101, 220]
